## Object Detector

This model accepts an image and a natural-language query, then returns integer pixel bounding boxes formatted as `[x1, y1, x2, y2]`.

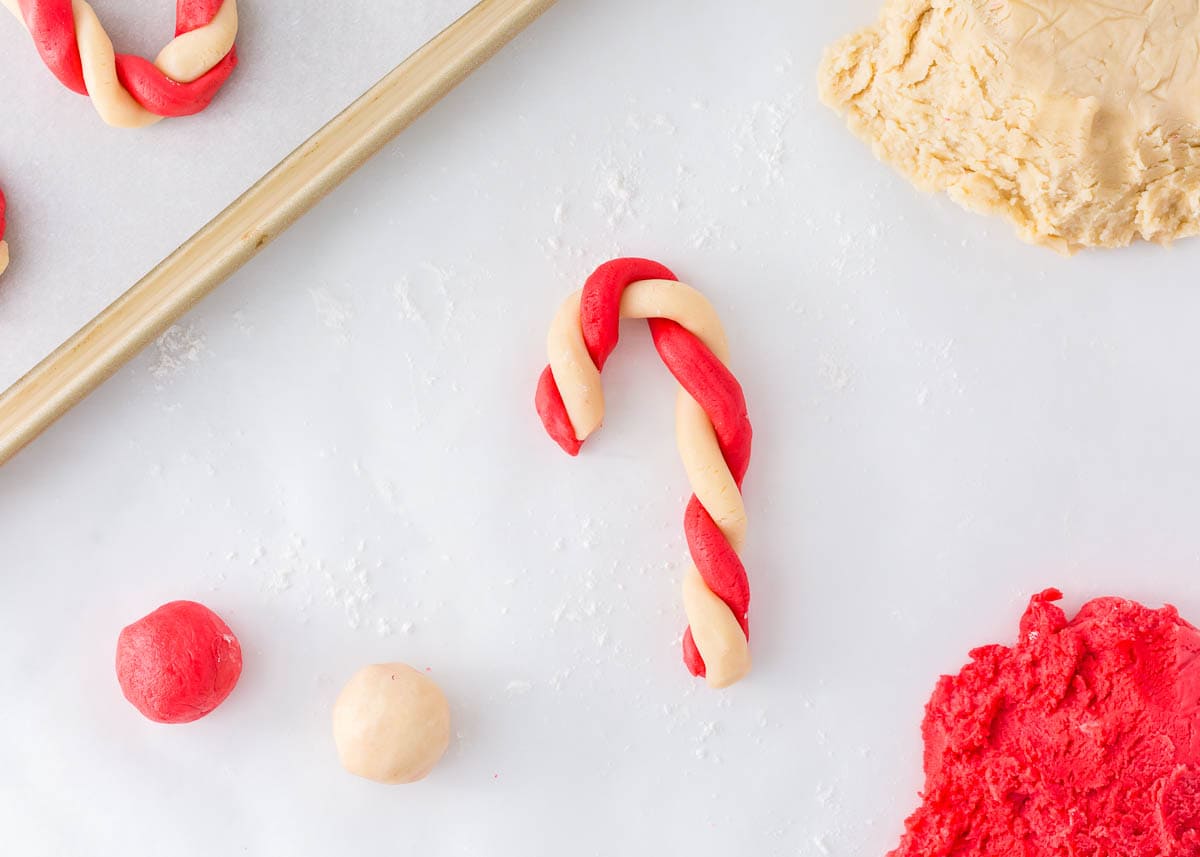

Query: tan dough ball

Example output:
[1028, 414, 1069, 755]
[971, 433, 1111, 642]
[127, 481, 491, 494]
[332, 663, 451, 784]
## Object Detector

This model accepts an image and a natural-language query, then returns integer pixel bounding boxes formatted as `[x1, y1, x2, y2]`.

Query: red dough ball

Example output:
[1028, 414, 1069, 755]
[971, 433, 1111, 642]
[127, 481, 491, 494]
[115, 601, 243, 724]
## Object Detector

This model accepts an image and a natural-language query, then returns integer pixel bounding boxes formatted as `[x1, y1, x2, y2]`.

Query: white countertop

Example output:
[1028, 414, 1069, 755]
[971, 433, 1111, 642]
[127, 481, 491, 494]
[5, 1, 1200, 854]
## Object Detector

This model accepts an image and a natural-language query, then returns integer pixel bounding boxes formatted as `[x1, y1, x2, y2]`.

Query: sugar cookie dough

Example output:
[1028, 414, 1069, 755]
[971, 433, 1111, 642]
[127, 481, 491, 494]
[820, 1, 1200, 253]
[891, 589, 1200, 857]
[115, 600, 243, 724]
[332, 663, 451, 785]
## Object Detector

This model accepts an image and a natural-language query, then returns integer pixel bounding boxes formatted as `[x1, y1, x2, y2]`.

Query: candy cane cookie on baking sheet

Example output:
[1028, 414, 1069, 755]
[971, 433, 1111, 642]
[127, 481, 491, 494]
[0, 187, 8, 276]
[536, 258, 755, 689]
[1, 0, 239, 127]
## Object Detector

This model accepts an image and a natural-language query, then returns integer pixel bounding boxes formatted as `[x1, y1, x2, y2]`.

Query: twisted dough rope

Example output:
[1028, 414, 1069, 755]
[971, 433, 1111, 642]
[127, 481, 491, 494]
[0, 187, 7, 276]
[1, 0, 238, 127]
[536, 258, 754, 689]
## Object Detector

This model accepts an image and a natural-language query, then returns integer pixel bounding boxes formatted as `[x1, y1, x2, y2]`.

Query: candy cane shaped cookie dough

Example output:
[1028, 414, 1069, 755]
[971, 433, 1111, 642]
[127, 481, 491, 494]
[536, 258, 754, 689]
[2, 0, 238, 127]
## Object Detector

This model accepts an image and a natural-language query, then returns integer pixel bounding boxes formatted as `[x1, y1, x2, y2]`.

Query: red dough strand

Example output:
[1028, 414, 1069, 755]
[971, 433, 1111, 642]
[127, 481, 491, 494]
[16, 0, 237, 117]
[17, 0, 84, 93]
[115, 51, 236, 117]
[536, 258, 753, 680]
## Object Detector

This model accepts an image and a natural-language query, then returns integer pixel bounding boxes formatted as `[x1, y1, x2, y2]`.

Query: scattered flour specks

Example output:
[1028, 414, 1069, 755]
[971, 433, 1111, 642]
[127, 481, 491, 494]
[393, 280, 426, 322]
[594, 164, 638, 228]
[827, 221, 884, 280]
[819, 355, 852, 392]
[240, 535, 399, 632]
[735, 98, 794, 186]
[690, 220, 725, 249]
[150, 324, 205, 380]
[309, 287, 354, 336]
[626, 111, 678, 135]
[393, 263, 459, 332]
[231, 309, 254, 334]
[323, 551, 376, 631]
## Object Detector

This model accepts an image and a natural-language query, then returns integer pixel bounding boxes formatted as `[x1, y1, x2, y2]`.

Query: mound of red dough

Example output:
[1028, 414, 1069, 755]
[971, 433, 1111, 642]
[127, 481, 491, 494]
[115, 600, 243, 724]
[891, 589, 1200, 857]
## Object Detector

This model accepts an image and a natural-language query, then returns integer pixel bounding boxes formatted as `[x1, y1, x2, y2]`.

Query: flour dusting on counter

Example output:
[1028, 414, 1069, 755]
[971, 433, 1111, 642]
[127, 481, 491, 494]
[149, 324, 206, 381]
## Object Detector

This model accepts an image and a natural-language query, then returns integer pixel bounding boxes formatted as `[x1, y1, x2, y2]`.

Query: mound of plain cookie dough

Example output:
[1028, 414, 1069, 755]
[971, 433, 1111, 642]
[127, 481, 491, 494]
[820, 0, 1200, 253]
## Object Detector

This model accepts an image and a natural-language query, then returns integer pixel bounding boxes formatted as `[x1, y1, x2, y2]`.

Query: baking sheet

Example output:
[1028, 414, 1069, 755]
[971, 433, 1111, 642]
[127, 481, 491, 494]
[5, 1, 1200, 855]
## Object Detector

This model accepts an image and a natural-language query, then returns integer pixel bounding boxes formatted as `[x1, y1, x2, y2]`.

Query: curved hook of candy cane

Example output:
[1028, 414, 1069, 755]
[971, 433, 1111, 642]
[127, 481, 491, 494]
[537, 263, 752, 688]
[546, 281, 732, 444]
[2, 0, 237, 127]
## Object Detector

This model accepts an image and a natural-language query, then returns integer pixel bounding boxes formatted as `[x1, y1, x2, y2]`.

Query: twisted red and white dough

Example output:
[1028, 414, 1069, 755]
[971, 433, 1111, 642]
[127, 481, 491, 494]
[0, 187, 8, 276]
[1, 0, 238, 127]
[536, 258, 754, 689]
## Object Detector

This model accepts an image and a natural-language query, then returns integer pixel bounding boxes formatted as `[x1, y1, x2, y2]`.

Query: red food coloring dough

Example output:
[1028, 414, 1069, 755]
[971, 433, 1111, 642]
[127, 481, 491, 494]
[115, 601, 243, 724]
[891, 589, 1200, 857]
